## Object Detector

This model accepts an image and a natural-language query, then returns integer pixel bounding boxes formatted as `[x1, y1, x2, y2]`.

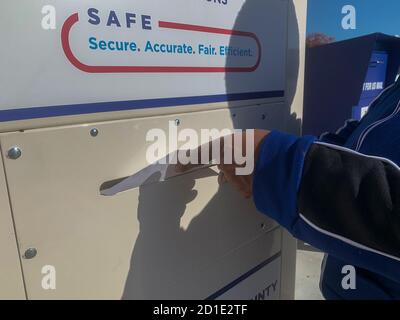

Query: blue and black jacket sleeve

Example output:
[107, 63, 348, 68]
[253, 131, 400, 283]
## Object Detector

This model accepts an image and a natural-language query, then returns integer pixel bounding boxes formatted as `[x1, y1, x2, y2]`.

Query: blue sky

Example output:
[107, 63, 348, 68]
[307, 0, 400, 41]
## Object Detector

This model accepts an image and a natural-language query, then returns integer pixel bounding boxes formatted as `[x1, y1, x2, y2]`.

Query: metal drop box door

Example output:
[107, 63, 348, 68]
[0, 106, 285, 299]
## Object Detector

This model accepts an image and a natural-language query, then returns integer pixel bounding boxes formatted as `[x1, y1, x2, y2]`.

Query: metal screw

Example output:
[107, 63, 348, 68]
[23, 248, 37, 260]
[174, 119, 181, 126]
[261, 223, 266, 230]
[7, 147, 22, 160]
[90, 128, 99, 137]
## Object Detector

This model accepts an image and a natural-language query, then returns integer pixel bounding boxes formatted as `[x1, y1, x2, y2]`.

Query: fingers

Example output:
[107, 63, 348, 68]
[175, 161, 199, 173]
[176, 136, 227, 173]
[241, 176, 253, 199]
[174, 131, 255, 199]
[219, 164, 253, 198]
[174, 130, 268, 199]
[218, 171, 227, 185]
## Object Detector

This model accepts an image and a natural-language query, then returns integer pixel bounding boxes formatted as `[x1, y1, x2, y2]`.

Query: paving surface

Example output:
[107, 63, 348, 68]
[295, 249, 325, 300]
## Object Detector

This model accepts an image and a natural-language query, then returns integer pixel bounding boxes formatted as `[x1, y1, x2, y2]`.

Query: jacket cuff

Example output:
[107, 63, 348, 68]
[253, 131, 316, 229]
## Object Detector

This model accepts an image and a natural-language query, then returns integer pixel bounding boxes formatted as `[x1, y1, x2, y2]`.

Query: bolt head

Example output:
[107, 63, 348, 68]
[7, 147, 22, 160]
[90, 128, 99, 137]
[261, 223, 266, 230]
[24, 248, 37, 260]
[174, 119, 181, 126]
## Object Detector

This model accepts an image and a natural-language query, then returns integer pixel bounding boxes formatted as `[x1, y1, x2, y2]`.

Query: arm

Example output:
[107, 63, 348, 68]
[253, 131, 400, 282]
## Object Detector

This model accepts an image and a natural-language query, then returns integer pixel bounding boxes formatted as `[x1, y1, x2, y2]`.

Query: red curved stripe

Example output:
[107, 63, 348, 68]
[61, 13, 262, 73]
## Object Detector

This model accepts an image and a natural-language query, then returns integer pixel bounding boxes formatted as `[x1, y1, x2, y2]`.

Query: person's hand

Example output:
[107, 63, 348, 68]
[176, 129, 270, 198]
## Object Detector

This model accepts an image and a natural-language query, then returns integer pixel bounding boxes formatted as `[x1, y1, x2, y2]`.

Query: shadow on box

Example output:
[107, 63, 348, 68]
[122, 0, 301, 299]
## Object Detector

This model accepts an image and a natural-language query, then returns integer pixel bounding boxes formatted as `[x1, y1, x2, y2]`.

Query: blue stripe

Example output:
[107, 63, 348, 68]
[205, 252, 281, 300]
[0, 91, 284, 122]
